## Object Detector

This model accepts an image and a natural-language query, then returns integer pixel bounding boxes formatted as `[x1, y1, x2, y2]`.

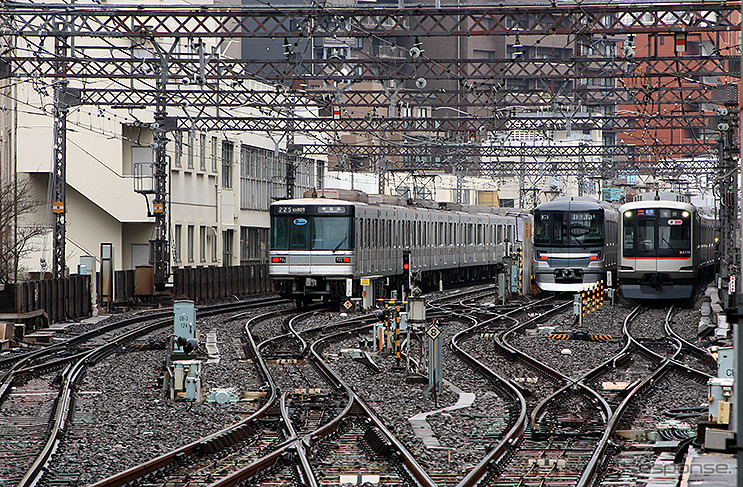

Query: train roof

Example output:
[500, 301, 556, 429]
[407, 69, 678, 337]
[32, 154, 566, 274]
[619, 200, 696, 212]
[271, 189, 531, 216]
[533, 196, 616, 212]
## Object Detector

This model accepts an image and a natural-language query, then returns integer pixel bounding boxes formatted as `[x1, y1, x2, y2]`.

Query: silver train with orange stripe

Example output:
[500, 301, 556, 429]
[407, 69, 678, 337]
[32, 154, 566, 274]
[532, 197, 619, 292]
[269, 188, 533, 306]
[618, 195, 715, 300]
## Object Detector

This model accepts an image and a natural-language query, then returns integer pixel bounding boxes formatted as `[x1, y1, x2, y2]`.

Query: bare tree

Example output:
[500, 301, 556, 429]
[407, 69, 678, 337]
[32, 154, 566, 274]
[0, 178, 47, 284]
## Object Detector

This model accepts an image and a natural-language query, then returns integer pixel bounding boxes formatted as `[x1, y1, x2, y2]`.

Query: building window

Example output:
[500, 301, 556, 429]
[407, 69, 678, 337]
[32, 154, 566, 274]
[211, 136, 218, 172]
[187, 132, 194, 169]
[174, 224, 182, 262]
[200, 133, 206, 171]
[187, 225, 194, 262]
[222, 229, 234, 266]
[316, 161, 324, 189]
[173, 132, 182, 168]
[222, 140, 234, 189]
[199, 226, 206, 262]
[240, 226, 269, 264]
[499, 198, 514, 208]
[211, 226, 218, 262]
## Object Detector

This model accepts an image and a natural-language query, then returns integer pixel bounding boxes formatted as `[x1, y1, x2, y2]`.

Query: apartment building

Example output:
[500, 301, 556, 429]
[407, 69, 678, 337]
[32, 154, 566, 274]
[5, 75, 321, 280]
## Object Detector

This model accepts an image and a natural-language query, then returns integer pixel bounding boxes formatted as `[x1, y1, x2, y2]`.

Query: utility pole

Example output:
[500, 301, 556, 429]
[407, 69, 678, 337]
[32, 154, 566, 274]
[151, 83, 170, 290]
[718, 119, 738, 307]
[51, 28, 69, 279]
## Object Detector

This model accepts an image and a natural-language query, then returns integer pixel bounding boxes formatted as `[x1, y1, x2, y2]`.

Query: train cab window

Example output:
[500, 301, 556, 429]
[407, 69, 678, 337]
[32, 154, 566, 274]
[271, 217, 291, 250]
[312, 216, 353, 251]
[658, 209, 691, 256]
[638, 220, 654, 252]
[535, 210, 603, 247]
[290, 217, 310, 250]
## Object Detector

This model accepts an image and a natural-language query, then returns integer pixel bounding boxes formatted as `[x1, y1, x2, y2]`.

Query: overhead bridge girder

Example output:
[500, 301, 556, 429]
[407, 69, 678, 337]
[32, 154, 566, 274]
[9, 55, 735, 83]
[170, 114, 727, 134]
[77, 85, 727, 110]
[1, 4, 738, 38]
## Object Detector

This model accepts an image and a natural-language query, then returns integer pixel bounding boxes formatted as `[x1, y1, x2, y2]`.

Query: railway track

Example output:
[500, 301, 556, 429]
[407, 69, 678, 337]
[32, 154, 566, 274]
[580, 306, 712, 486]
[2, 285, 714, 487]
[0, 297, 289, 487]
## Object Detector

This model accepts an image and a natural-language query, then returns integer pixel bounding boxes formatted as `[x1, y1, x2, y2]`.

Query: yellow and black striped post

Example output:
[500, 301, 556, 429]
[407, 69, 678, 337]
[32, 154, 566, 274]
[578, 281, 606, 322]
[518, 245, 524, 296]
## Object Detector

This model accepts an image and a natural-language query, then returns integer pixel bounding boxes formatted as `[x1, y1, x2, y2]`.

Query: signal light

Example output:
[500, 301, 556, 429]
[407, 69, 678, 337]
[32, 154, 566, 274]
[402, 250, 411, 271]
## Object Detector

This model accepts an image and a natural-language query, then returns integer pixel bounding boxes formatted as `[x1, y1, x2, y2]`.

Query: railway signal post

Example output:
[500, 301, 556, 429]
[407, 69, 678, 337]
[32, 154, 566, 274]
[424, 319, 443, 401]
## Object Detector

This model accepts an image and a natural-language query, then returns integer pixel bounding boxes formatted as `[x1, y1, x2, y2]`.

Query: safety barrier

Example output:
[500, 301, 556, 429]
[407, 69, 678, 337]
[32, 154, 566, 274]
[173, 263, 271, 303]
[14, 275, 92, 324]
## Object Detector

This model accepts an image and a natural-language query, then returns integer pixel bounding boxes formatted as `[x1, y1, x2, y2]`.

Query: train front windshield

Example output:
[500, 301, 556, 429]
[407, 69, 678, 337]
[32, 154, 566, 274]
[623, 208, 691, 257]
[534, 210, 604, 247]
[271, 205, 353, 251]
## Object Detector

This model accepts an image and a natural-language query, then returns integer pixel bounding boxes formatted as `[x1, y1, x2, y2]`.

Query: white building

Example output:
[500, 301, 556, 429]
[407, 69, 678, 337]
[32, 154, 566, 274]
[2, 28, 324, 281]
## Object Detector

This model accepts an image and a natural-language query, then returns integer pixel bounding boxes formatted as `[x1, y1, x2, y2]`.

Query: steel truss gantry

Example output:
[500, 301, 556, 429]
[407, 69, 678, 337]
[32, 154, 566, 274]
[0, 1, 739, 282]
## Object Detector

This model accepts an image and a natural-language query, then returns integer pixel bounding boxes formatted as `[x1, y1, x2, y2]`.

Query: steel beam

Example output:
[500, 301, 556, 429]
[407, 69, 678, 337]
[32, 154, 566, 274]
[1, 4, 738, 38]
[51, 32, 68, 279]
[167, 114, 724, 134]
[9, 54, 735, 83]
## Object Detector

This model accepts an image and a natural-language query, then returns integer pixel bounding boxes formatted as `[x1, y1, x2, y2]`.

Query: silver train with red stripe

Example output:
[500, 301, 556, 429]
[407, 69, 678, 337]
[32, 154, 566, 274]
[532, 197, 619, 292]
[618, 195, 715, 300]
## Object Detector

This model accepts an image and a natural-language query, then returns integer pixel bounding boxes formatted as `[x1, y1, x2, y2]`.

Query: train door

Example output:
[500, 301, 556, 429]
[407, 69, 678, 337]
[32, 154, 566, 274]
[623, 210, 657, 275]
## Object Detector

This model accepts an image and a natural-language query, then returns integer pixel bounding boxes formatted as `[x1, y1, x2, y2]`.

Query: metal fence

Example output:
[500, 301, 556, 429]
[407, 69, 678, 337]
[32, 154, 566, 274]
[16, 275, 92, 324]
[173, 264, 271, 303]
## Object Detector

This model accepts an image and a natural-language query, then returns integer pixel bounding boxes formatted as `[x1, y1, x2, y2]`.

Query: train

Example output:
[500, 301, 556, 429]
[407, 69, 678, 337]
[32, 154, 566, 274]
[618, 194, 716, 300]
[269, 188, 533, 306]
[532, 197, 619, 292]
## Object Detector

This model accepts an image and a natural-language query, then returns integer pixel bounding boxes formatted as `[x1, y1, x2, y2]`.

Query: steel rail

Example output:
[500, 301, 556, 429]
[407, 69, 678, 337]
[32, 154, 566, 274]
[213, 314, 434, 487]
[432, 296, 573, 487]
[309, 322, 437, 487]
[577, 306, 706, 486]
[450, 315, 527, 487]
[86, 307, 290, 487]
[0, 297, 287, 399]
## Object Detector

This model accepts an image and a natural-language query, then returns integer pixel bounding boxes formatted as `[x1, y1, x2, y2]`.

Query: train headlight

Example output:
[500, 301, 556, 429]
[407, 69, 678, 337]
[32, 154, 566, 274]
[624, 211, 632, 218]
[271, 256, 286, 263]
[682, 211, 690, 218]
[335, 256, 351, 263]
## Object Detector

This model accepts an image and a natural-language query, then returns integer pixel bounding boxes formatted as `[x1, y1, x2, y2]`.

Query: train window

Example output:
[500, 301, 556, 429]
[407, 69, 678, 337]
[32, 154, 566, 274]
[359, 219, 364, 249]
[290, 217, 310, 250]
[659, 213, 691, 256]
[271, 216, 290, 250]
[497, 225, 503, 243]
[312, 217, 353, 250]
[638, 220, 654, 252]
